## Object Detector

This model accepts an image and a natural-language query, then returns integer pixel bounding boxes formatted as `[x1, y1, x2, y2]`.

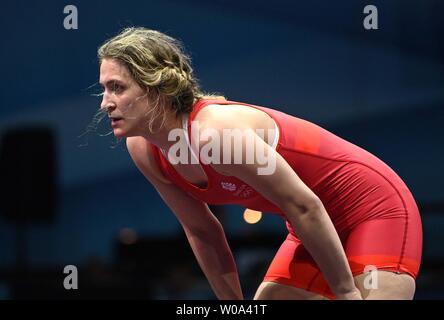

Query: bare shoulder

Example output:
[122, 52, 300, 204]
[194, 104, 255, 130]
[126, 136, 172, 184]
[126, 136, 154, 162]
[126, 136, 147, 153]
[192, 104, 258, 174]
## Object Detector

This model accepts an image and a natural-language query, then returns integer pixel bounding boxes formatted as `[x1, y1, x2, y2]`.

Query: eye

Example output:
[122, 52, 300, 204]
[112, 82, 125, 94]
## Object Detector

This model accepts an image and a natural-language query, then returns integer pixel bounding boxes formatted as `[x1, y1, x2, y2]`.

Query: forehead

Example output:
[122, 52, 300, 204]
[99, 59, 131, 83]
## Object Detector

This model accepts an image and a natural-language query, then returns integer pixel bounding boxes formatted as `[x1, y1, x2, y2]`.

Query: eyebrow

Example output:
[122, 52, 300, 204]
[99, 79, 125, 88]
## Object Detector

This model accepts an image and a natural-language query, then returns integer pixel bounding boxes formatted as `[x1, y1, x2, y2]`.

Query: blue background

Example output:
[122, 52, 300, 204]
[0, 0, 442, 299]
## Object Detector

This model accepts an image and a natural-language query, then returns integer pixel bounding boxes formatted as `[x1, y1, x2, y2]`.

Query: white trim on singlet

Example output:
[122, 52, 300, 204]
[182, 113, 200, 164]
[270, 118, 280, 150]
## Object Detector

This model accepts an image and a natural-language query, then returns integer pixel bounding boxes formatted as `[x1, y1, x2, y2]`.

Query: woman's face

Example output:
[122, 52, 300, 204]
[99, 58, 150, 138]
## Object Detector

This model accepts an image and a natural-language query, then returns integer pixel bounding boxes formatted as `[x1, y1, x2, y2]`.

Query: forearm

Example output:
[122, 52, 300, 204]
[285, 202, 358, 296]
[183, 226, 243, 300]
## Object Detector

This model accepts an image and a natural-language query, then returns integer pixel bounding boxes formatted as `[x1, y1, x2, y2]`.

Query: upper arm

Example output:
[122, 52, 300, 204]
[202, 128, 321, 215]
[126, 137, 222, 234]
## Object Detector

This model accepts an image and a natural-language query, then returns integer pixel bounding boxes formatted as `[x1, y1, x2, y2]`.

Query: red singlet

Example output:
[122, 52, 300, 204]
[150, 99, 423, 299]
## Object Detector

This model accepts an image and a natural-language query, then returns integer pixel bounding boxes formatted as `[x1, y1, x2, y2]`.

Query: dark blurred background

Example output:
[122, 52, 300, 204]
[0, 0, 443, 299]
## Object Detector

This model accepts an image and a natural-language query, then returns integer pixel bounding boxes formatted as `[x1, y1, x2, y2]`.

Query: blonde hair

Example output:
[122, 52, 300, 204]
[97, 27, 225, 132]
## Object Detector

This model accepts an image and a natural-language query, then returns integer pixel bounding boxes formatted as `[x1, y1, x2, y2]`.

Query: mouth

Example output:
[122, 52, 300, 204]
[110, 117, 124, 127]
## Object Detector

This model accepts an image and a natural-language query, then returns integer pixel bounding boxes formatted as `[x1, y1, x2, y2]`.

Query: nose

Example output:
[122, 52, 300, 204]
[100, 92, 116, 113]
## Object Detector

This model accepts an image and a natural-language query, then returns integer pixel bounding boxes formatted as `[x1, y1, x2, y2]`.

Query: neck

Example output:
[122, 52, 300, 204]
[139, 112, 185, 152]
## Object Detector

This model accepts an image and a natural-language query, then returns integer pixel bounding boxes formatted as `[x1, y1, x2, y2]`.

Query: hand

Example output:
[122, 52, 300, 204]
[335, 288, 363, 300]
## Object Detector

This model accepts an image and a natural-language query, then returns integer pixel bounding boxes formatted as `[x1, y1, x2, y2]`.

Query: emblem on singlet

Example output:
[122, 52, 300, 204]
[234, 184, 255, 198]
[221, 182, 237, 191]
[220, 182, 256, 198]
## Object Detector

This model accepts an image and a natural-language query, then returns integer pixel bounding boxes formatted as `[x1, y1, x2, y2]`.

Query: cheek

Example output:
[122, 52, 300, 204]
[117, 96, 138, 113]
[120, 91, 148, 113]
[132, 96, 150, 115]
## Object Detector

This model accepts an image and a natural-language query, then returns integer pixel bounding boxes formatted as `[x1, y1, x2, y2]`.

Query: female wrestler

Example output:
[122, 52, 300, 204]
[96, 27, 422, 300]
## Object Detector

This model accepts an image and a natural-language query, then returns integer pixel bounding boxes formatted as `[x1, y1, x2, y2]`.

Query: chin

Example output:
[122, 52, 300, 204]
[113, 128, 128, 138]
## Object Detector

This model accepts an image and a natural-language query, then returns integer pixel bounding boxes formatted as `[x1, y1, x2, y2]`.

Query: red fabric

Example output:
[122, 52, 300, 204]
[265, 215, 422, 299]
[150, 99, 423, 296]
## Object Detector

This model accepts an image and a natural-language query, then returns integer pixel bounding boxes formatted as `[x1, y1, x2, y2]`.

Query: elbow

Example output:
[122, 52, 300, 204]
[183, 218, 225, 241]
[281, 194, 323, 217]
